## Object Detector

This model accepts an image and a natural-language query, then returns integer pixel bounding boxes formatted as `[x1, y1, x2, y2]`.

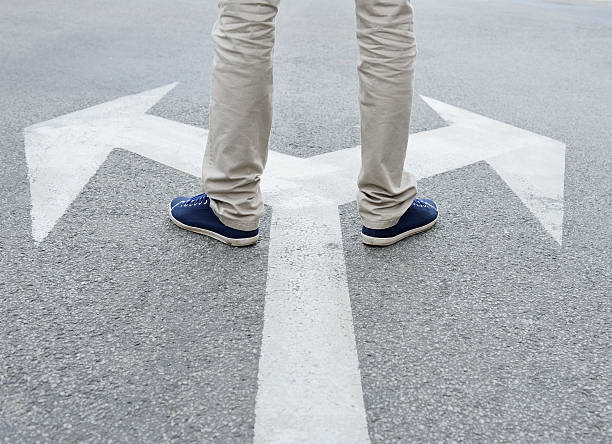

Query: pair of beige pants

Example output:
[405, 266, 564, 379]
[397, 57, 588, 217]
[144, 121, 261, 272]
[202, 0, 417, 231]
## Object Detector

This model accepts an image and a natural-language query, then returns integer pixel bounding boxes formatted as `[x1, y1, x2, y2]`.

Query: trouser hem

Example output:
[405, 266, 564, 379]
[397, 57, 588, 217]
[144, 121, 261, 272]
[210, 205, 260, 232]
[361, 216, 403, 230]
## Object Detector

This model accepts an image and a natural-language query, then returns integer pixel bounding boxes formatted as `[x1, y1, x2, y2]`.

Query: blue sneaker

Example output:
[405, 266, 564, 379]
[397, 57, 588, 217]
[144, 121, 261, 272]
[169, 193, 259, 246]
[361, 198, 439, 246]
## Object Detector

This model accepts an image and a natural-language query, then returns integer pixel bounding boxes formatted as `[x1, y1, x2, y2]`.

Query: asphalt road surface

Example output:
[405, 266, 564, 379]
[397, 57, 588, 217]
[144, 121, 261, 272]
[1, 0, 611, 442]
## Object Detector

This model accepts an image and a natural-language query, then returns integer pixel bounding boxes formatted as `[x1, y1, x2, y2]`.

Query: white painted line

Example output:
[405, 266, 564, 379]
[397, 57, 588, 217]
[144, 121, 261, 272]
[254, 203, 369, 443]
[24, 82, 203, 242]
[418, 96, 566, 243]
[487, 143, 565, 243]
[23, 83, 568, 441]
[24, 84, 567, 245]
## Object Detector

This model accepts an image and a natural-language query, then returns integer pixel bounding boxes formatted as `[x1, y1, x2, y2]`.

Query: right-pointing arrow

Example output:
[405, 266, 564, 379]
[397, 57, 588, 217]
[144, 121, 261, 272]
[23, 85, 568, 443]
[24, 85, 566, 245]
[419, 96, 566, 244]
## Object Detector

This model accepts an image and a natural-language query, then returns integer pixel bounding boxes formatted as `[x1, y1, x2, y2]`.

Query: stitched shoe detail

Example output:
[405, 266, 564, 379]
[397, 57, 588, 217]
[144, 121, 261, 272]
[171, 196, 188, 209]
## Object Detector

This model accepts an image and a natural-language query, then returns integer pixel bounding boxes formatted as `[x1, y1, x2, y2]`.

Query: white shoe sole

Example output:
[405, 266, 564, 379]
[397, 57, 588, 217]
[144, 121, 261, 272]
[168, 205, 259, 247]
[361, 214, 439, 247]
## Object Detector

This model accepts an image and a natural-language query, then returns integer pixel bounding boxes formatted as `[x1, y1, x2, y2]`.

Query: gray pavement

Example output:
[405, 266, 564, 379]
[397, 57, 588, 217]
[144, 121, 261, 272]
[1, 0, 611, 442]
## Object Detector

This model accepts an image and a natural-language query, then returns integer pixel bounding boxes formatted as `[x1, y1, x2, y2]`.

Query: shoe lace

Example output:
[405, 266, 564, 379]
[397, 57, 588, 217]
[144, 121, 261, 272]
[183, 192, 210, 206]
[412, 198, 434, 209]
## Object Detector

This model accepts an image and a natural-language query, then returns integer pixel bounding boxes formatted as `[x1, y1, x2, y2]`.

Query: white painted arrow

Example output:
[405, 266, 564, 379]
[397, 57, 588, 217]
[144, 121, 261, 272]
[24, 83, 566, 443]
[24, 82, 205, 242]
[302, 97, 566, 243]
[25, 83, 566, 244]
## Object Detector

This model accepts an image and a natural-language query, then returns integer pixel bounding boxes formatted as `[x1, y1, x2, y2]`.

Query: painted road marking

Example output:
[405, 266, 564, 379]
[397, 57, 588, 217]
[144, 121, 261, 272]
[24, 84, 566, 245]
[23, 83, 567, 442]
[254, 204, 369, 443]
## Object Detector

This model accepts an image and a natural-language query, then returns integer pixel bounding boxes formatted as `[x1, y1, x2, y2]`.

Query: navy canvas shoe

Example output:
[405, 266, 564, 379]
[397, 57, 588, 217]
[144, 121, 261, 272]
[169, 193, 259, 246]
[361, 198, 439, 246]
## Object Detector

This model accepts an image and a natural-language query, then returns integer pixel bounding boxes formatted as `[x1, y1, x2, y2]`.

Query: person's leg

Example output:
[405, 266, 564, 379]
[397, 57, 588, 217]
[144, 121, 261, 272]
[202, 0, 279, 232]
[354, 0, 418, 230]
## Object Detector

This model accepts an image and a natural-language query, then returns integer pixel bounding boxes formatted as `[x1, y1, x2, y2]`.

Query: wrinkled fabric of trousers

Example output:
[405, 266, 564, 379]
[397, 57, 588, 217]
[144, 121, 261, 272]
[202, 0, 417, 231]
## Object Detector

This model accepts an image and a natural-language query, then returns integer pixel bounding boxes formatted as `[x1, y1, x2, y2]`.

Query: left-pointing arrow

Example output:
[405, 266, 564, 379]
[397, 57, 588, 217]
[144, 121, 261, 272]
[25, 83, 566, 246]
[24, 82, 202, 242]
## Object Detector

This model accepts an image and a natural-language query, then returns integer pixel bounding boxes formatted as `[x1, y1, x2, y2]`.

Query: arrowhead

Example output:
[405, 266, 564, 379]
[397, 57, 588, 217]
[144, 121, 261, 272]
[420, 95, 566, 245]
[420, 96, 486, 127]
[24, 86, 566, 247]
[24, 83, 178, 242]
[487, 144, 566, 245]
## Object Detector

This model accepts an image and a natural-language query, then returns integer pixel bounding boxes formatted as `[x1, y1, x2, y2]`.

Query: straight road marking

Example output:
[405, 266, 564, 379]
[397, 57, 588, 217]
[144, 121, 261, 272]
[254, 204, 369, 443]
[23, 83, 568, 441]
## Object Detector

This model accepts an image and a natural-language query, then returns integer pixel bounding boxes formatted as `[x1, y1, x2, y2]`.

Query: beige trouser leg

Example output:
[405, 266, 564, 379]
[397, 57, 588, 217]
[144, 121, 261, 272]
[355, 0, 417, 229]
[202, 0, 279, 231]
[202, 0, 416, 231]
